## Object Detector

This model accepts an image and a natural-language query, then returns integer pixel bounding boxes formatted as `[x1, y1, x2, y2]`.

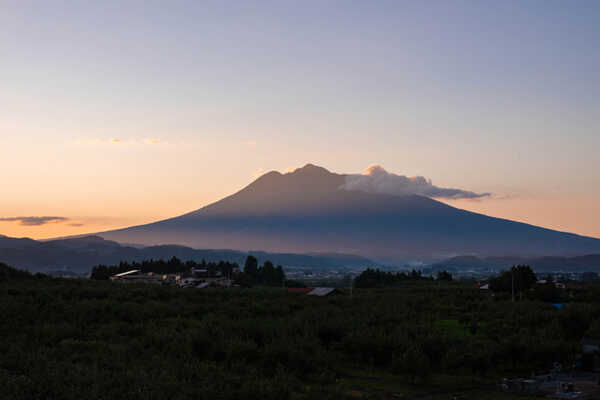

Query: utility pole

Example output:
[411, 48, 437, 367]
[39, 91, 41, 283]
[511, 268, 515, 302]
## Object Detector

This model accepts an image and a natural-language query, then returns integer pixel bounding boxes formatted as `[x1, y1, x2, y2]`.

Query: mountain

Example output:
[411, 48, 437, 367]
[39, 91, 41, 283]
[97, 164, 600, 262]
[0, 235, 376, 274]
[0, 235, 38, 249]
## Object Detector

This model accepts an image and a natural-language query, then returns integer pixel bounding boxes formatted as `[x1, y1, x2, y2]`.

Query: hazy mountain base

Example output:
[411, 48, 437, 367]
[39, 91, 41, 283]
[435, 254, 600, 273]
[0, 235, 377, 275]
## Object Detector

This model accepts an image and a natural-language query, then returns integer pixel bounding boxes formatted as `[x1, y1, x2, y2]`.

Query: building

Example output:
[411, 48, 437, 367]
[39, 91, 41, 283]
[110, 270, 140, 280]
[110, 270, 162, 284]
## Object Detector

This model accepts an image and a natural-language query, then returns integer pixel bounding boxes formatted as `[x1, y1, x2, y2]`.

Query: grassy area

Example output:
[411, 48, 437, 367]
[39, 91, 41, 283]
[335, 367, 544, 399]
[434, 319, 472, 339]
[0, 273, 597, 399]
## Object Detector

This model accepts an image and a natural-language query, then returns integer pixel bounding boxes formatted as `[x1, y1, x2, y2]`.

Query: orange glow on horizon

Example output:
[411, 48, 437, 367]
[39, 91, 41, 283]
[1, 193, 599, 242]
[441, 195, 600, 240]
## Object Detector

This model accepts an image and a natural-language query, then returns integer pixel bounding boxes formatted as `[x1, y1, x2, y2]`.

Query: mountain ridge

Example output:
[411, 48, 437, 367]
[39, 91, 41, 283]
[0, 234, 378, 274]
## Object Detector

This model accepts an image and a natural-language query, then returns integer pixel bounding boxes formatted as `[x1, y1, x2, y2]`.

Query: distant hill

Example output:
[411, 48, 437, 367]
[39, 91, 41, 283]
[95, 164, 600, 261]
[0, 235, 38, 249]
[434, 254, 600, 273]
[0, 235, 378, 275]
[0, 262, 34, 280]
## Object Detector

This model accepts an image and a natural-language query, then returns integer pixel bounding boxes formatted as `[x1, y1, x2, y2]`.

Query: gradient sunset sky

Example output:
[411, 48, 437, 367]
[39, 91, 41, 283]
[1, 1, 599, 239]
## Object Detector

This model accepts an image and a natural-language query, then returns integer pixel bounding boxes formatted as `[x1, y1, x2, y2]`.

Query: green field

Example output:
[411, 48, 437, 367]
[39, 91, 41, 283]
[1, 272, 598, 399]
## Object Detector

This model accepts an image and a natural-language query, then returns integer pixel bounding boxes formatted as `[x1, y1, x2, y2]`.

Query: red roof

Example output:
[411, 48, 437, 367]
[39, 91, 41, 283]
[287, 288, 311, 294]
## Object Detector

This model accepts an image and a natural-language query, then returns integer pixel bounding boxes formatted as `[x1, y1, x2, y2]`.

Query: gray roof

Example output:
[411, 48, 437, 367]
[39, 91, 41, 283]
[307, 287, 338, 296]
[113, 269, 141, 277]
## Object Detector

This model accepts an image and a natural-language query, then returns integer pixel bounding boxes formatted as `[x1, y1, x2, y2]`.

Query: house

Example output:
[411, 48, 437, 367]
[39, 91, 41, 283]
[307, 287, 343, 297]
[162, 274, 182, 283]
[110, 270, 162, 284]
[110, 270, 140, 280]
[178, 277, 200, 287]
[192, 268, 222, 277]
[191, 268, 209, 276]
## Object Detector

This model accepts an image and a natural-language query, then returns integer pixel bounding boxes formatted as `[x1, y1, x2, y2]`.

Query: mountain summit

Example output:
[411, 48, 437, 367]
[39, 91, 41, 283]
[98, 165, 600, 261]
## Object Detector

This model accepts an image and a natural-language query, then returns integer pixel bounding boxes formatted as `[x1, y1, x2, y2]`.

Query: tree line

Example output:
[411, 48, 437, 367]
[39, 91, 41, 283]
[242, 255, 285, 286]
[354, 268, 453, 288]
[91, 256, 288, 288]
[90, 257, 241, 280]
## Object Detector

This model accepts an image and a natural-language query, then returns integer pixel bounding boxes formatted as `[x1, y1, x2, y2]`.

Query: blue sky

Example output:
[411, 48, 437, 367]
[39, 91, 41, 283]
[1, 0, 599, 238]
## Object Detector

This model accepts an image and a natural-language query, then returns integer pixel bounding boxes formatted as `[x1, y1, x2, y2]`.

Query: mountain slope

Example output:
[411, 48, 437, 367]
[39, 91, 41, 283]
[0, 235, 38, 249]
[98, 164, 600, 261]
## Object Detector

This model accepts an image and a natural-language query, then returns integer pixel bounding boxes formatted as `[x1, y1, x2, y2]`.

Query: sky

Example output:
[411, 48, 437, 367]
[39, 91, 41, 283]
[1, 0, 599, 239]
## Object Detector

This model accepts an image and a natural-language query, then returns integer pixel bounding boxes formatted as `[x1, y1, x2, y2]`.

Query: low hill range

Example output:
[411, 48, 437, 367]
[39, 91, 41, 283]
[0, 235, 377, 275]
[434, 254, 600, 273]
[3, 234, 600, 276]
[96, 164, 600, 261]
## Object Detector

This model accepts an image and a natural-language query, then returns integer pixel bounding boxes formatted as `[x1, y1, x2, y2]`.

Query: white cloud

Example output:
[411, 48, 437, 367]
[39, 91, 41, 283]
[342, 164, 490, 200]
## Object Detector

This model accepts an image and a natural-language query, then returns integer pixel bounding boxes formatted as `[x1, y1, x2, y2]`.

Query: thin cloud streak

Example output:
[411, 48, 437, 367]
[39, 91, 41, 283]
[0, 216, 69, 226]
[74, 138, 167, 146]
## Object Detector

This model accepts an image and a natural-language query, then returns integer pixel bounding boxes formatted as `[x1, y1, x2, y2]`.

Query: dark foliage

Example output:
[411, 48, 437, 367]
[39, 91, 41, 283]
[0, 263, 33, 281]
[489, 265, 537, 296]
[284, 279, 306, 288]
[1, 262, 599, 399]
[354, 268, 432, 288]
[243, 256, 285, 286]
[436, 270, 453, 281]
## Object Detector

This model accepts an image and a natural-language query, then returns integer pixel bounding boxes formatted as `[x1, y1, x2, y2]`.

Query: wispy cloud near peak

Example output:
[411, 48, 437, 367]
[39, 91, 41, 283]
[342, 164, 490, 200]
